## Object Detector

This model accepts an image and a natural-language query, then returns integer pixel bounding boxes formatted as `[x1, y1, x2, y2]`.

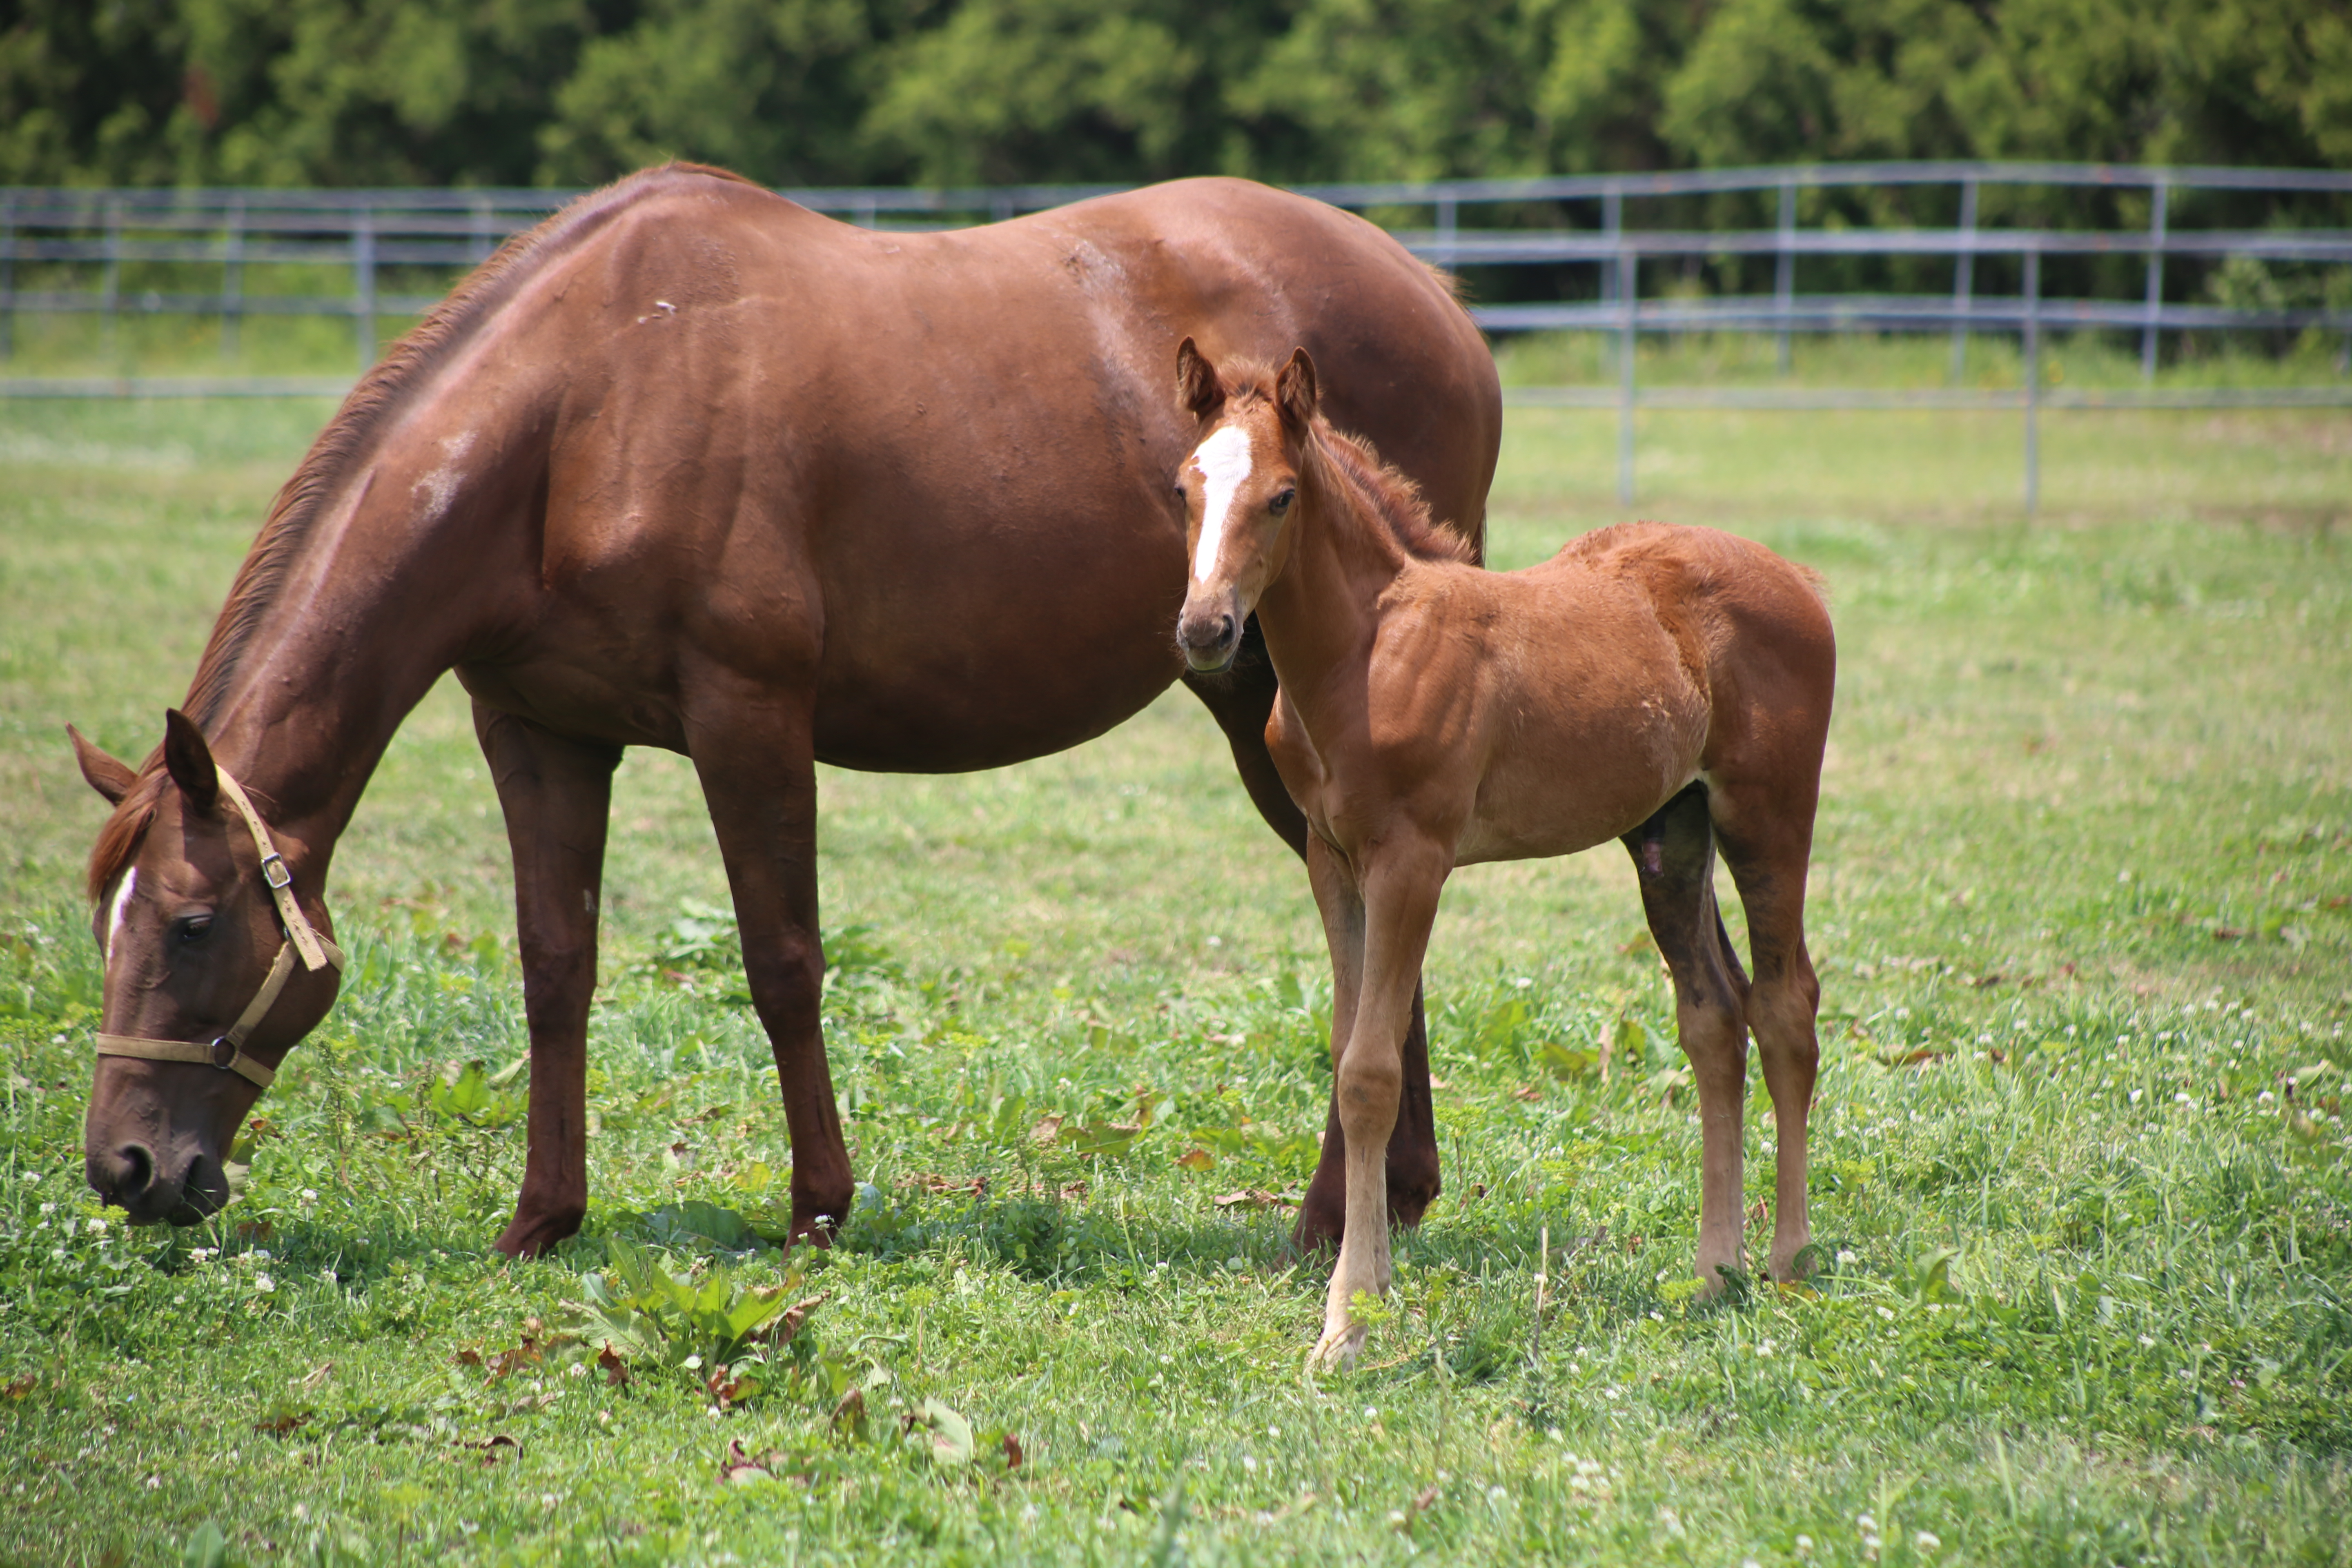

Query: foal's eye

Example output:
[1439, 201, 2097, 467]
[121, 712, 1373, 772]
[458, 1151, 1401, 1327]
[1270, 488, 1296, 515]
[173, 915, 213, 947]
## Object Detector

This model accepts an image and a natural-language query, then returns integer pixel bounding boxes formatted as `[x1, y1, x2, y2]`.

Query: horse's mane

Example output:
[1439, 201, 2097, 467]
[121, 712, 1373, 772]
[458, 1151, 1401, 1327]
[1214, 360, 1473, 565]
[84, 162, 761, 901]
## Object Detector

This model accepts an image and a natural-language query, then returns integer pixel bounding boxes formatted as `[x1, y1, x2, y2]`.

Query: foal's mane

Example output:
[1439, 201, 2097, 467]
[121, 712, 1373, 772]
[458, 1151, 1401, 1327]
[84, 162, 761, 901]
[1217, 361, 1473, 565]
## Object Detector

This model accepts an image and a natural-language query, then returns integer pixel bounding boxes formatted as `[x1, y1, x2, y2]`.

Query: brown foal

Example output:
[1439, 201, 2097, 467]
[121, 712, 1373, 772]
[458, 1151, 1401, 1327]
[1170, 342, 1835, 1368]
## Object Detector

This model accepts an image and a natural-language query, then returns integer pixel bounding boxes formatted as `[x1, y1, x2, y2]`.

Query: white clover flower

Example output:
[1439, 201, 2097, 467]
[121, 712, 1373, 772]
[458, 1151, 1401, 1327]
[1795, 1535, 1814, 1556]
[319, 1267, 338, 1285]
[300, 1189, 320, 1205]
[1837, 1250, 1857, 1265]
[1915, 1530, 1941, 1552]
[253, 1274, 276, 1293]
[19, 1172, 39, 1185]
[1242, 1455, 1257, 1472]
[86, 1217, 108, 1235]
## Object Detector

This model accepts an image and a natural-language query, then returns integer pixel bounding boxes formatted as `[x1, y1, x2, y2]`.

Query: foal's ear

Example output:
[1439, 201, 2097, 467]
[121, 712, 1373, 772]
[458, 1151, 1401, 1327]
[161, 709, 220, 814]
[1276, 347, 1320, 430]
[67, 725, 137, 805]
[1175, 336, 1223, 421]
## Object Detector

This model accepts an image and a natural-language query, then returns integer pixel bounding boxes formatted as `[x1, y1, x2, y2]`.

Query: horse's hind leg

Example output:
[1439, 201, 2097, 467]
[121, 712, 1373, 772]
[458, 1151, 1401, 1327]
[1622, 784, 1753, 1292]
[1185, 642, 1440, 1246]
[1711, 786, 1823, 1282]
[474, 703, 622, 1258]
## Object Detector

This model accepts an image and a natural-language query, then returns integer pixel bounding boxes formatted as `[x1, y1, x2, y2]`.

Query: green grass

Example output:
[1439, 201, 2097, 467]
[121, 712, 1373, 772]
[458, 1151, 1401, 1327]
[1, 375, 2348, 1566]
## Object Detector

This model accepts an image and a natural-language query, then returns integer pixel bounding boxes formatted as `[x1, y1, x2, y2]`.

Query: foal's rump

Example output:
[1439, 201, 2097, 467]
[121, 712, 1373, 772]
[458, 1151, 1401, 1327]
[1449, 521, 1833, 865]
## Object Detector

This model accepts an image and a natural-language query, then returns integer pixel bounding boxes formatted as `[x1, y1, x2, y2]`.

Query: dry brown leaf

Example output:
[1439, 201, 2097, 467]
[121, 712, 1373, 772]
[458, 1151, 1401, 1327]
[254, 1410, 310, 1437]
[830, 1385, 866, 1433]
[1512, 1086, 1541, 1103]
[4, 1373, 36, 1399]
[1001, 1432, 1025, 1469]
[1212, 1189, 1295, 1209]
[1029, 1113, 1065, 1147]
[596, 1344, 631, 1388]
[296, 1361, 334, 1392]
[1174, 1147, 1214, 1172]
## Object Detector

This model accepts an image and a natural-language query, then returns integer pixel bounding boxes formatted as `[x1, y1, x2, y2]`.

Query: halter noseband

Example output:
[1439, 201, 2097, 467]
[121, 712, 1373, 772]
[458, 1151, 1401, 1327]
[92, 766, 346, 1093]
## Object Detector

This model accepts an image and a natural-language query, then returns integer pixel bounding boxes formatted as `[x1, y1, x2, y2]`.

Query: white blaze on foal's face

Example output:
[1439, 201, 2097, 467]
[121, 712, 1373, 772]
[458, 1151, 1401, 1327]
[1188, 422, 1256, 584]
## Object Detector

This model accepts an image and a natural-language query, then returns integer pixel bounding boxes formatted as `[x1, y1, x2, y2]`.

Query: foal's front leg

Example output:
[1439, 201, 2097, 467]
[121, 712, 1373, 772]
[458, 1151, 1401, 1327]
[1311, 834, 1448, 1369]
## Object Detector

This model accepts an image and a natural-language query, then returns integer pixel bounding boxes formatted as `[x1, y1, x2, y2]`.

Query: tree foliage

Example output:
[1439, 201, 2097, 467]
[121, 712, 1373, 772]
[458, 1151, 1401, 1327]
[1, 0, 2344, 189]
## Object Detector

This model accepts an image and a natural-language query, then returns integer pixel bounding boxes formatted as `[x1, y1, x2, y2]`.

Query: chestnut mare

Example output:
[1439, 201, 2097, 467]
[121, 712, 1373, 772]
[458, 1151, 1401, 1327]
[70, 164, 1500, 1256]
[1169, 343, 1833, 1367]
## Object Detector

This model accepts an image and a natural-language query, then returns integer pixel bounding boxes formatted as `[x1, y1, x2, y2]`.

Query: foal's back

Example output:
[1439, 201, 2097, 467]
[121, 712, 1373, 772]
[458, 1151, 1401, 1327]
[1401, 521, 1831, 867]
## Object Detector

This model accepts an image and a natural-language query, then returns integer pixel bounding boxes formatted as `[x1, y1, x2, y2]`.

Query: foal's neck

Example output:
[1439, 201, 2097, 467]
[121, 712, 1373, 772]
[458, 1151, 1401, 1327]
[1254, 432, 1415, 691]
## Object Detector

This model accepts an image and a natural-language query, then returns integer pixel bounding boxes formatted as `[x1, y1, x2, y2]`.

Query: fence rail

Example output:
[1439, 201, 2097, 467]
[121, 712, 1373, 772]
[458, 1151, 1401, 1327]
[6, 161, 2350, 512]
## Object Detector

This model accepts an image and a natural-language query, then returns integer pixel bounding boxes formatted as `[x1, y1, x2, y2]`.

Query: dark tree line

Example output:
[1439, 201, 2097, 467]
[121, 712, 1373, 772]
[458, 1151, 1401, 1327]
[3, 0, 2347, 189]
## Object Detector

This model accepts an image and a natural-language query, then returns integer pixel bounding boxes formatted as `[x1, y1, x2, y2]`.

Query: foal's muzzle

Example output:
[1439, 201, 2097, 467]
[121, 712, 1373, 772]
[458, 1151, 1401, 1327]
[1178, 592, 1241, 674]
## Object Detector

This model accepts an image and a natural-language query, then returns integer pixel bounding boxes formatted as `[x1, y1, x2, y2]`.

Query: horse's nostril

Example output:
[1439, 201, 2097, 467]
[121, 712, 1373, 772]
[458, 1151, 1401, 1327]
[115, 1143, 154, 1198]
[1218, 614, 1236, 643]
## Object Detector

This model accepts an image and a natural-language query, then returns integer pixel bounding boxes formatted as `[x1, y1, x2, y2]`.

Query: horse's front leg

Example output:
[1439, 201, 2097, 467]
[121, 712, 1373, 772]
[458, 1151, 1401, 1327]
[683, 679, 853, 1243]
[1311, 833, 1448, 1370]
[474, 704, 622, 1258]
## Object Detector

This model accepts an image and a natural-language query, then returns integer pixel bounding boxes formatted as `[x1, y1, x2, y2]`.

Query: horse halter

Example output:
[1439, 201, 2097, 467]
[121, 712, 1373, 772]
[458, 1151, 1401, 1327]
[92, 766, 346, 1093]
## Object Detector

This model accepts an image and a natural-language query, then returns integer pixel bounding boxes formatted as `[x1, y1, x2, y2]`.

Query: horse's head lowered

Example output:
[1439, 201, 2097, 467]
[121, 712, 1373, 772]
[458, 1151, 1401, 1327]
[70, 712, 344, 1224]
[1171, 338, 1321, 675]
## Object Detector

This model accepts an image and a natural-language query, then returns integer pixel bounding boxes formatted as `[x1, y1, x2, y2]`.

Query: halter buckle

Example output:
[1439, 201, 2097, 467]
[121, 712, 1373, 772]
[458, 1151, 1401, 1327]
[259, 852, 292, 891]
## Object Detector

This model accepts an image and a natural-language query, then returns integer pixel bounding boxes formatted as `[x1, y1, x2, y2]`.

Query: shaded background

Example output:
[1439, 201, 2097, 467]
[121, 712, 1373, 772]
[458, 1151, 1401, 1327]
[4, 0, 2348, 192]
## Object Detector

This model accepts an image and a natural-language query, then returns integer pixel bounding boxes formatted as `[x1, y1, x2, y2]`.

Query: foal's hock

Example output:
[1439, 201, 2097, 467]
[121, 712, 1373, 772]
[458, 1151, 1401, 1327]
[1171, 341, 1835, 1368]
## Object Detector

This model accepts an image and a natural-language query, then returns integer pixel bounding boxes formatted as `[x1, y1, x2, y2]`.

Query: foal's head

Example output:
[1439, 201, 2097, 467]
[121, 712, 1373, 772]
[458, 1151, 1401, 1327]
[71, 714, 343, 1224]
[1170, 338, 1321, 674]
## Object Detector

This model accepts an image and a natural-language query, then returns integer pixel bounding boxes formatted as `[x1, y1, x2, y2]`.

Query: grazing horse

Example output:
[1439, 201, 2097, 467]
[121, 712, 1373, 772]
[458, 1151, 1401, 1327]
[70, 163, 1500, 1255]
[1169, 342, 1834, 1367]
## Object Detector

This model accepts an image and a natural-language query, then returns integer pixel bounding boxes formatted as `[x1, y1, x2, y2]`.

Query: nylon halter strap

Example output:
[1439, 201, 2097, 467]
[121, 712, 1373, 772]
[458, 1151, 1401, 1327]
[91, 765, 346, 1093]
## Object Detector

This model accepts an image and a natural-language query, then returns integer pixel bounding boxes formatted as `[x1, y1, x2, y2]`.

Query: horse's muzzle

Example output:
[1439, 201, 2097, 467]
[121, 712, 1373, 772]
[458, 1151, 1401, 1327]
[87, 1141, 227, 1226]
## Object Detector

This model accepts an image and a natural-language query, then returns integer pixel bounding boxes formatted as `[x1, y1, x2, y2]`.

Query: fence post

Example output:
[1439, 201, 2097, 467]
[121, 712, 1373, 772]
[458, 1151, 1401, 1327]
[1775, 177, 1796, 374]
[1435, 195, 1457, 274]
[1618, 247, 1638, 509]
[102, 197, 122, 362]
[1600, 186, 1621, 306]
[1950, 178, 1977, 383]
[353, 205, 376, 372]
[221, 196, 244, 361]
[2140, 178, 2168, 381]
[2023, 246, 2042, 517]
[471, 194, 493, 265]
[1, 195, 14, 362]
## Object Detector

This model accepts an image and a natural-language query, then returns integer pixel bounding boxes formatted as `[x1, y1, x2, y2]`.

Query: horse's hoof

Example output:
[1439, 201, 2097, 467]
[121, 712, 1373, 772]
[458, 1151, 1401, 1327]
[494, 1210, 583, 1259]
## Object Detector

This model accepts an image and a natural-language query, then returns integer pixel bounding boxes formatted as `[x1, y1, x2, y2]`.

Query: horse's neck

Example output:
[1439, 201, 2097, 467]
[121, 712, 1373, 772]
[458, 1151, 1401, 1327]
[194, 392, 537, 858]
[1256, 443, 1407, 704]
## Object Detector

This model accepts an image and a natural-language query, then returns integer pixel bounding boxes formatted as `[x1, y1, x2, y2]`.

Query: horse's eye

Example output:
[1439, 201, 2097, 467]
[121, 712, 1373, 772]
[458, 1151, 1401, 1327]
[1270, 488, 1296, 515]
[174, 915, 213, 947]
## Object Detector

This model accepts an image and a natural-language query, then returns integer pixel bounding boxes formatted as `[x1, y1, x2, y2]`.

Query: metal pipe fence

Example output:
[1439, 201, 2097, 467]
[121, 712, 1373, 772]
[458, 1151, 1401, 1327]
[4, 161, 2349, 512]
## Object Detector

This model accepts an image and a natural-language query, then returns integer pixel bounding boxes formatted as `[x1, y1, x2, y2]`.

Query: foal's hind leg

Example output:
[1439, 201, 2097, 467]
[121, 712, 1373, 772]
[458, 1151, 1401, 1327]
[1623, 785, 1754, 1292]
[1711, 792, 1823, 1282]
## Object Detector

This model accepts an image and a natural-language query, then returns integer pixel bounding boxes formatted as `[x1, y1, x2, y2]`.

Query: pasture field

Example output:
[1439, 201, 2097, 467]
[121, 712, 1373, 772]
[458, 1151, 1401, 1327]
[0, 383, 2348, 1566]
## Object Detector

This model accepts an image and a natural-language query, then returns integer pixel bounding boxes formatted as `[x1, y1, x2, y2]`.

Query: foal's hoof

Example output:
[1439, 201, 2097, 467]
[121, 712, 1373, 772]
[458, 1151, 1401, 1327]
[1307, 1321, 1368, 1372]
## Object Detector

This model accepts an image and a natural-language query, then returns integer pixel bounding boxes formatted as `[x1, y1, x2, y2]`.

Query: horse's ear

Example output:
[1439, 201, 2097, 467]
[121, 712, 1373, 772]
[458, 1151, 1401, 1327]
[1276, 347, 1320, 430]
[161, 710, 220, 814]
[68, 725, 137, 806]
[1176, 336, 1223, 421]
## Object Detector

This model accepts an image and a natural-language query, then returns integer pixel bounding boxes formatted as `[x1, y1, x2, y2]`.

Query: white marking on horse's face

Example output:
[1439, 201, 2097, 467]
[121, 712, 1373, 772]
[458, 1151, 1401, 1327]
[105, 867, 138, 962]
[1189, 423, 1255, 584]
[411, 430, 478, 525]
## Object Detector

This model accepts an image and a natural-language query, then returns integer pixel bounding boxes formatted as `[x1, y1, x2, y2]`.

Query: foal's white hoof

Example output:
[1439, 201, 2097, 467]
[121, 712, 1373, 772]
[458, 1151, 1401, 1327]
[1307, 1321, 1368, 1372]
